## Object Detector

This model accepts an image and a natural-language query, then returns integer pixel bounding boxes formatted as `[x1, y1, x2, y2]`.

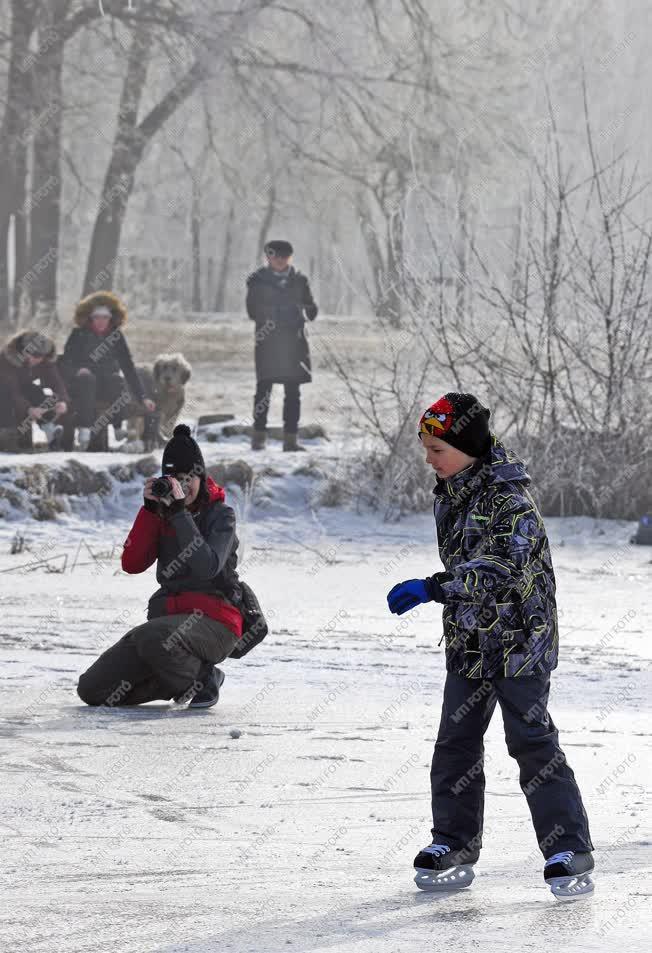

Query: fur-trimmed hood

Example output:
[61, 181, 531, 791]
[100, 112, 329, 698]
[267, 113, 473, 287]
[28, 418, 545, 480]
[74, 291, 127, 329]
[2, 329, 57, 367]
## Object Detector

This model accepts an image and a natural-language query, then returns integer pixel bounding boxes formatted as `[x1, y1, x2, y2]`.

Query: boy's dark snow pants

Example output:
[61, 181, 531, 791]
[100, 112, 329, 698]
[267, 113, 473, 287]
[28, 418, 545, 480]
[430, 672, 594, 859]
[77, 613, 237, 706]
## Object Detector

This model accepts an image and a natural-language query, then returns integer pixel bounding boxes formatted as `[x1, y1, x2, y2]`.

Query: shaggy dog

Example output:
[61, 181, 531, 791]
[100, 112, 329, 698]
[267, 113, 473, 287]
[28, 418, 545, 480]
[124, 352, 192, 452]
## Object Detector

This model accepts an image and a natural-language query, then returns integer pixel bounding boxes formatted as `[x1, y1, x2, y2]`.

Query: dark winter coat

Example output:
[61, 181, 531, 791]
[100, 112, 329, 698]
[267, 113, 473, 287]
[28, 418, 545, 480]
[60, 291, 145, 402]
[121, 476, 244, 637]
[0, 331, 70, 429]
[246, 266, 318, 384]
[434, 437, 559, 679]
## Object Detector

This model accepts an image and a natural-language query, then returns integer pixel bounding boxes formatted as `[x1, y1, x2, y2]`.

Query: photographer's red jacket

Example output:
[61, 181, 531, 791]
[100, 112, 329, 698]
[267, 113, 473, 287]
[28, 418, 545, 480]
[121, 476, 243, 637]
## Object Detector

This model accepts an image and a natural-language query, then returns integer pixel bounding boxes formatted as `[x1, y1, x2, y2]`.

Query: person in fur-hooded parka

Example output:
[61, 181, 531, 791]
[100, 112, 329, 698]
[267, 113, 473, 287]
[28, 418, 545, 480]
[0, 330, 69, 445]
[59, 291, 155, 443]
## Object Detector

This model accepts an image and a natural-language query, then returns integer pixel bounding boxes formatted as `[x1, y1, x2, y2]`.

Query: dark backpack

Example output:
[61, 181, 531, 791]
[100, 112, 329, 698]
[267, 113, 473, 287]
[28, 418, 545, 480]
[631, 515, 652, 545]
[230, 580, 269, 658]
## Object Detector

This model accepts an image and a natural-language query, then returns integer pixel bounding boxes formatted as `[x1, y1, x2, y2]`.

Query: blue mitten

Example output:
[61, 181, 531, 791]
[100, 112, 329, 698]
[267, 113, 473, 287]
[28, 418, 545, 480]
[387, 576, 448, 615]
[387, 579, 431, 615]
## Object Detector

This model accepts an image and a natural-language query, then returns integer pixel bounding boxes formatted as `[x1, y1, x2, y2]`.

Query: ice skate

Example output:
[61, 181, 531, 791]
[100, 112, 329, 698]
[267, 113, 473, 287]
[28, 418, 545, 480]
[413, 843, 479, 891]
[544, 850, 594, 900]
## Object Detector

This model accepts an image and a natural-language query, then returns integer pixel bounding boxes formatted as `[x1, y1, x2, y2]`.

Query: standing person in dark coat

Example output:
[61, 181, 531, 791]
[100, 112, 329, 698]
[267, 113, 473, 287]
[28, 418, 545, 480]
[0, 330, 69, 450]
[246, 240, 318, 452]
[387, 393, 594, 898]
[60, 291, 155, 450]
[77, 425, 243, 709]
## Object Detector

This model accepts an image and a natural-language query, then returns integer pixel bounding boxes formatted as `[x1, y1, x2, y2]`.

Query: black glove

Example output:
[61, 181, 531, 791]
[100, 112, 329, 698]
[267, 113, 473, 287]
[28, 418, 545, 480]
[305, 304, 318, 321]
[143, 496, 159, 514]
[159, 497, 186, 518]
[424, 573, 450, 603]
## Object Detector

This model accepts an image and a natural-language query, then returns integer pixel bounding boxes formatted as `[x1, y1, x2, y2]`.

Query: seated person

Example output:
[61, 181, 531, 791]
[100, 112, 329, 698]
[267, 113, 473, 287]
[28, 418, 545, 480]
[60, 291, 155, 449]
[77, 425, 243, 709]
[0, 330, 69, 449]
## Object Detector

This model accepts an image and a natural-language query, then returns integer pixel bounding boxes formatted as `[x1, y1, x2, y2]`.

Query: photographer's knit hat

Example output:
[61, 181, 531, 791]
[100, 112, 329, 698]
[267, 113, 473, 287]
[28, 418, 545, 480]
[162, 424, 205, 476]
[418, 392, 491, 458]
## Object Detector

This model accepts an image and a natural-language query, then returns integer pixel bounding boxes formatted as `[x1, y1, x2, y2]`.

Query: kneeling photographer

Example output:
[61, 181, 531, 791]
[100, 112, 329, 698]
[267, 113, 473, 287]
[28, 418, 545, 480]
[77, 424, 243, 709]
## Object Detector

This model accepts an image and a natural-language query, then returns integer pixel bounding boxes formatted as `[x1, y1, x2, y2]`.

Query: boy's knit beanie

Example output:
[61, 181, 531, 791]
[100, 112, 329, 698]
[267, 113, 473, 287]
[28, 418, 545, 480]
[418, 392, 491, 458]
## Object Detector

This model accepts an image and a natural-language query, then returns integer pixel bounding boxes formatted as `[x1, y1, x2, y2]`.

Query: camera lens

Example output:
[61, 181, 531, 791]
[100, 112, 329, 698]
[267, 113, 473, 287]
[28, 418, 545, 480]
[151, 477, 171, 498]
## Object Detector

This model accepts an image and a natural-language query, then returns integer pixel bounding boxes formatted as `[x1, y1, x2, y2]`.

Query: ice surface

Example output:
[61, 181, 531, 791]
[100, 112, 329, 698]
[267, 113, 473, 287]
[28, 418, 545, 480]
[0, 442, 650, 952]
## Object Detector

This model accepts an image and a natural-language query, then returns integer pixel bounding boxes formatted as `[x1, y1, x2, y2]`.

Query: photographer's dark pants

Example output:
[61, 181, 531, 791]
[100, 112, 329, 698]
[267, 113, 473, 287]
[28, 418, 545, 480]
[253, 379, 301, 433]
[66, 367, 127, 428]
[77, 613, 238, 706]
[430, 672, 594, 858]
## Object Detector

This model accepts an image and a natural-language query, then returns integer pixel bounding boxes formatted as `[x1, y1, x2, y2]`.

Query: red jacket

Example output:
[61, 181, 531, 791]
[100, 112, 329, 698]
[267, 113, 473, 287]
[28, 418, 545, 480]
[122, 476, 242, 637]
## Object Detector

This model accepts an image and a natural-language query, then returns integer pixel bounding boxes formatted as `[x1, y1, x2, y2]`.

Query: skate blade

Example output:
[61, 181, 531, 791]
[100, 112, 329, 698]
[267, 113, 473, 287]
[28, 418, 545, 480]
[548, 874, 594, 900]
[414, 865, 475, 892]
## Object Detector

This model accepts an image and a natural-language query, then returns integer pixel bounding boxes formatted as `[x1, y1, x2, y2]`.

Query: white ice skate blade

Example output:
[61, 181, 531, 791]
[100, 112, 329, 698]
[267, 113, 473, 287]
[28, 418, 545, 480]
[547, 874, 594, 900]
[414, 865, 475, 892]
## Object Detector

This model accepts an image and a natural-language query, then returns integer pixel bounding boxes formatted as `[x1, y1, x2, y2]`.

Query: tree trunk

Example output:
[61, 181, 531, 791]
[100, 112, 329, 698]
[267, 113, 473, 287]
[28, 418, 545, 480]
[0, 0, 38, 326]
[191, 177, 202, 311]
[29, 3, 65, 326]
[82, 26, 150, 295]
[255, 184, 276, 265]
[83, 37, 205, 296]
[214, 203, 235, 312]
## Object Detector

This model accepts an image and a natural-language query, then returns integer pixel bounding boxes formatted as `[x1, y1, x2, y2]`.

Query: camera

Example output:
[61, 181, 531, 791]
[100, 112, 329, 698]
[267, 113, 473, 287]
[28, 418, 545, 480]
[150, 476, 174, 498]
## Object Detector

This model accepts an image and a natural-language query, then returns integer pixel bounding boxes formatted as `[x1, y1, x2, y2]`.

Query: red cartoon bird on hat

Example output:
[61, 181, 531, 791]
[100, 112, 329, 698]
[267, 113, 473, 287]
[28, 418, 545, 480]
[419, 396, 455, 438]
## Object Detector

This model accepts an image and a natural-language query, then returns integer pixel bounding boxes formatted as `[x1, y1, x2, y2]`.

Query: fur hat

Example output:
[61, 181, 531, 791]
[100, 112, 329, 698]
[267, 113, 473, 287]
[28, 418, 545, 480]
[418, 392, 491, 458]
[3, 330, 57, 367]
[74, 291, 127, 329]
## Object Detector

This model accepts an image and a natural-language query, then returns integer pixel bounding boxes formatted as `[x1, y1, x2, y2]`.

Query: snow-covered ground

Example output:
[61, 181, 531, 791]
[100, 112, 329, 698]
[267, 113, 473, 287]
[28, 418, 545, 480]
[1, 322, 651, 951]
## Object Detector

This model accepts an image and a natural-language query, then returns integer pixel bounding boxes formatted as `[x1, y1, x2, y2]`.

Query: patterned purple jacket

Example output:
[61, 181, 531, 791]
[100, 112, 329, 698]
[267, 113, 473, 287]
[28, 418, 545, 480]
[432, 436, 559, 678]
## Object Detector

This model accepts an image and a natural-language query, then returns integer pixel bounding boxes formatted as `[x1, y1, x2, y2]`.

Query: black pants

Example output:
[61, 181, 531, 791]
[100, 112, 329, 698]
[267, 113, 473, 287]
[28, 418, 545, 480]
[77, 613, 238, 706]
[65, 367, 127, 429]
[24, 383, 58, 424]
[253, 379, 301, 433]
[430, 672, 594, 858]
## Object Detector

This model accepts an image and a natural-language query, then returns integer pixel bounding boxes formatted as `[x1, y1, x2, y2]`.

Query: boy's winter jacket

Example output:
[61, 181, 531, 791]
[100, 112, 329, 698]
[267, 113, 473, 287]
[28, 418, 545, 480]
[433, 437, 558, 678]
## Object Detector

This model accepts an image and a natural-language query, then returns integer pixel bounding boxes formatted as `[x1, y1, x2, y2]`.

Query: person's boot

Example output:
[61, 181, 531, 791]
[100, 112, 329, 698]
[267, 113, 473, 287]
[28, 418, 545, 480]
[187, 666, 226, 709]
[413, 842, 479, 891]
[251, 429, 266, 451]
[77, 427, 91, 450]
[543, 850, 594, 899]
[283, 431, 307, 452]
[40, 421, 64, 450]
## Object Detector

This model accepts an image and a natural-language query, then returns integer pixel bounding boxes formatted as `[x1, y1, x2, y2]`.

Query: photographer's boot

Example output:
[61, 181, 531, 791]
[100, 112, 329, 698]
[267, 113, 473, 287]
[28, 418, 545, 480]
[187, 665, 225, 709]
[77, 427, 91, 450]
[251, 429, 266, 451]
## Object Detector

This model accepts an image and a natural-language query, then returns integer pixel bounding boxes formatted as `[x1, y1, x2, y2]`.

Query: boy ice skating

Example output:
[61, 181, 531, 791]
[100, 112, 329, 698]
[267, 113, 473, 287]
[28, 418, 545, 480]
[77, 425, 243, 709]
[387, 393, 594, 899]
